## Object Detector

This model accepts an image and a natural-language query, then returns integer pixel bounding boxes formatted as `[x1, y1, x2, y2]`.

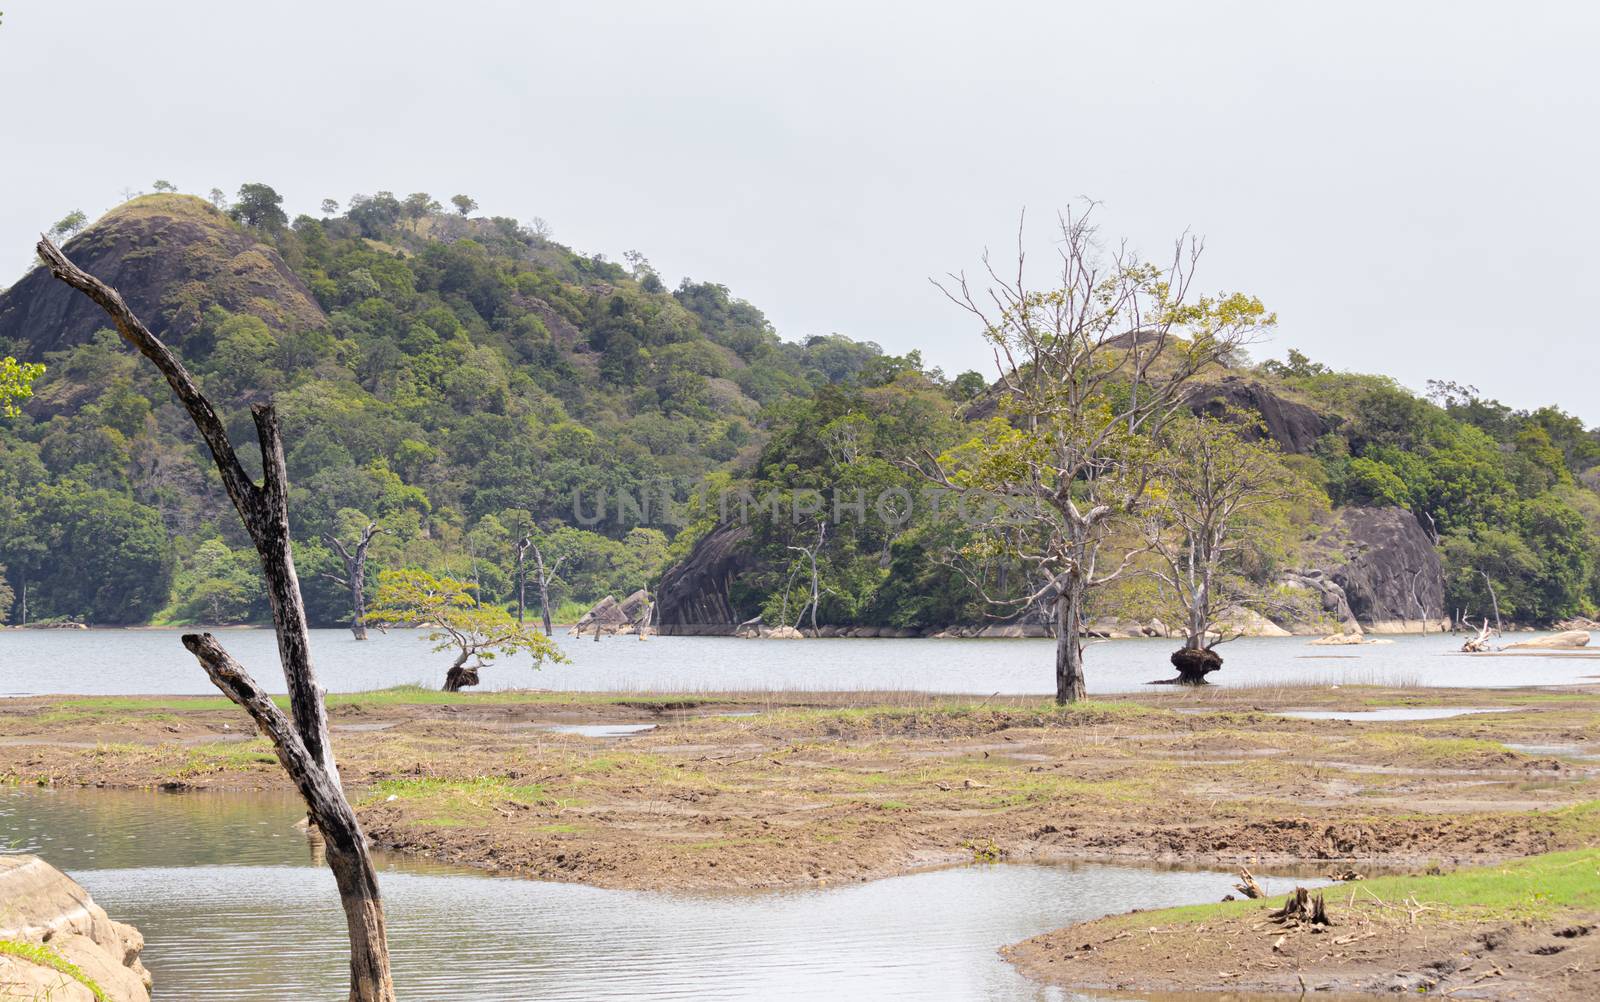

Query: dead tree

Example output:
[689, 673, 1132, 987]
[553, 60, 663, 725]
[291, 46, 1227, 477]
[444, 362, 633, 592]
[37, 237, 396, 1002]
[786, 521, 826, 632]
[1479, 569, 1504, 633]
[323, 523, 385, 640]
[1461, 617, 1497, 653]
[515, 534, 563, 636]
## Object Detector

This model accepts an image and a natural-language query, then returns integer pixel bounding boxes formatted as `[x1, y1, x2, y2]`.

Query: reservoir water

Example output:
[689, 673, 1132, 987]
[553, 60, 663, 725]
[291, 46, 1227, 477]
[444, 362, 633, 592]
[1, 788, 1329, 1001]
[2, 628, 1596, 697]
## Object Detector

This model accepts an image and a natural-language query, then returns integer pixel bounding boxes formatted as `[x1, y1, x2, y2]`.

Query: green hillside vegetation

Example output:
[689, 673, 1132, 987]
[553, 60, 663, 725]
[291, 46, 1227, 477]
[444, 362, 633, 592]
[1, 189, 1597, 628]
[0, 189, 970, 626]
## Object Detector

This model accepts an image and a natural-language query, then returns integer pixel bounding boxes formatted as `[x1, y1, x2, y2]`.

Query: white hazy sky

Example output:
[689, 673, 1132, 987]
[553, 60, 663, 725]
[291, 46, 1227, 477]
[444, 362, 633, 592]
[2, 1, 1597, 421]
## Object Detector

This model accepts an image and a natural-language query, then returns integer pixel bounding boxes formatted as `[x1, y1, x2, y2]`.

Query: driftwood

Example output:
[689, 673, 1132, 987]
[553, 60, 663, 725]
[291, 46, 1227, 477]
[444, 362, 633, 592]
[37, 237, 396, 1002]
[323, 523, 385, 640]
[1461, 617, 1497, 653]
[1233, 866, 1266, 899]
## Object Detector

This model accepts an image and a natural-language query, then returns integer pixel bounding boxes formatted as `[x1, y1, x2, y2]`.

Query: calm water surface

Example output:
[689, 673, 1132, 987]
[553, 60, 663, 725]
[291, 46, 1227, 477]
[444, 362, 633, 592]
[2, 629, 1596, 697]
[1, 788, 1330, 1001]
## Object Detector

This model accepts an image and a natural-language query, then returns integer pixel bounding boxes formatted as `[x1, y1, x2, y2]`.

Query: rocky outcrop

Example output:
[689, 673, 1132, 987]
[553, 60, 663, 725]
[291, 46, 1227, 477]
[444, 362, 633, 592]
[654, 524, 755, 635]
[1504, 630, 1592, 650]
[1185, 376, 1337, 455]
[571, 589, 653, 636]
[1288, 507, 1448, 633]
[0, 194, 326, 360]
[0, 855, 150, 1002]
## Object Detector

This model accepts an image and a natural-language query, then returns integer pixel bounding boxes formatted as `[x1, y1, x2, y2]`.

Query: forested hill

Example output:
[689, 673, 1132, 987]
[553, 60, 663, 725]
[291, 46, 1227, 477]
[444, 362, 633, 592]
[0, 189, 948, 625]
[1, 188, 1598, 632]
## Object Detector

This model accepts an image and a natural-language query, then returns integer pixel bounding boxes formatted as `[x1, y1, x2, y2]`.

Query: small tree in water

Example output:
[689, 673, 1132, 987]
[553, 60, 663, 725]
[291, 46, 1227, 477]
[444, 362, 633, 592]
[370, 569, 564, 690]
[927, 205, 1273, 703]
[1143, 412, 1315, 683]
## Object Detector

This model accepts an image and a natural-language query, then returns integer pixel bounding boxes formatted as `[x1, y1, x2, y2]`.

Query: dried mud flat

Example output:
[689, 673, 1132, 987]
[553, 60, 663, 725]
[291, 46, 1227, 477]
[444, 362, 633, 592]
[2, 684, 1598, 890]
[4, 682, 1600, 997]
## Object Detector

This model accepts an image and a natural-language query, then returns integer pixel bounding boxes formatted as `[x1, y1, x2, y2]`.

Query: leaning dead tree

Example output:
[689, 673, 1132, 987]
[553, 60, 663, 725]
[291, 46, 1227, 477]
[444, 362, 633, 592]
[37, 237, 396, 1002]
[323, 522, 386, 640]
[924, 205, 1273, 702]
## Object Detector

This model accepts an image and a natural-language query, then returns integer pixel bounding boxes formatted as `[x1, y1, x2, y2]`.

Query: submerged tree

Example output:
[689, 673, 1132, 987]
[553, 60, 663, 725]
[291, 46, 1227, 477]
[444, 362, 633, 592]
[322, 521, 386, 640]
[928, 206, 1273, 703]
[369, 569, 563, 690]
[1144, 413, 1309, 683]
[514, 532, 564, 636]
[37, 237, 397, 1001]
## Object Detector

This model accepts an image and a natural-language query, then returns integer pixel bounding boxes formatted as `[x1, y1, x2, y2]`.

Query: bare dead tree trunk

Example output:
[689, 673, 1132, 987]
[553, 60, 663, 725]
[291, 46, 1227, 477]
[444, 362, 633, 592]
[1479, 570, 1503, 633]
[324, 524, 385, 640]
[1054, 587, 1087, 704]
[38, 237, 396, 1002]
[532, 544, 560, 638]
[515, 536, 530, 625]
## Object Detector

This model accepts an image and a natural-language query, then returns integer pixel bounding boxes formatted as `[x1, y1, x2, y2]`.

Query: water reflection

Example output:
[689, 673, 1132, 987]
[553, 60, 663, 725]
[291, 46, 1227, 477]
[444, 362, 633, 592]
[3, 789, 1331, 1001]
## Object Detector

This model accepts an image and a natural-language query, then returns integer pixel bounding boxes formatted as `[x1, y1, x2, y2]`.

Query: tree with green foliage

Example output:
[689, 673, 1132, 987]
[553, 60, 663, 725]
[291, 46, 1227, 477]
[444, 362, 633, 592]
[928, 207, 1274, 703]
[151, 179, 177, 192]
[46, 210, 87, 244]
[229, 182, 287, 230]
[0, 356, 43, 417]
[24, 480, 175, 624]
[450, 194, 477, 216]
[369, 569, 564, 690]
[1144, 414, 1312, 680]
[170, 538, 265, 624]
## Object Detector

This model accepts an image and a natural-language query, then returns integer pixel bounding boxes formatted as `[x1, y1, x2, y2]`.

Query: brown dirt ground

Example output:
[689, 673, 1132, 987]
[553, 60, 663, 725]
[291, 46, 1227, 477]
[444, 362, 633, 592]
[2, 684, 1598, 898]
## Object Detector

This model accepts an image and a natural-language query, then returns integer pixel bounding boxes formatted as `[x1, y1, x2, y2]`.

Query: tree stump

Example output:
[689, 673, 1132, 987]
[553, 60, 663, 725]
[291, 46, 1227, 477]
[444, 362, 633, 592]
[1270, 887, 1333, 926]
[1152, 646, 1223, 685]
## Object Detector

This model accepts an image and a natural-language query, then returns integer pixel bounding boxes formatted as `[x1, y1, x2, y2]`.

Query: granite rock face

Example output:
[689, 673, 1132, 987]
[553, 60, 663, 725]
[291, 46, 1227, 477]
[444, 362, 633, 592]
[654, 523, 755, 635]
[1184, 376, 1338, 455]
[0, 194, 325, 360]
[0, 854, 151, 1002]
[1314, 506, 1448, 632]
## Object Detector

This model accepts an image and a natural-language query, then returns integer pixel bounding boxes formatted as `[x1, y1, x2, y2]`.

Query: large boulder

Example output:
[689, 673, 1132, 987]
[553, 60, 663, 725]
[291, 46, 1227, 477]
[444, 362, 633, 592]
[1295, 507, 1448, 633]
[0, 195, 326, 360]
[0, 855, 151, 1002]
[1184, 376, 1338, 455]
[571, 590, 653, 636]
[653, 523, 755, 635]
[1504, 630, 1592, 650]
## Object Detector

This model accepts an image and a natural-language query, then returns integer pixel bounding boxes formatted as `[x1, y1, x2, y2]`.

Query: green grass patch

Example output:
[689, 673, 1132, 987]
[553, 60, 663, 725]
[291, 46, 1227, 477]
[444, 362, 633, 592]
[0, 939, 110, 1001]
[363, 776, 579, 827]
[1103, 846, 1600, 931]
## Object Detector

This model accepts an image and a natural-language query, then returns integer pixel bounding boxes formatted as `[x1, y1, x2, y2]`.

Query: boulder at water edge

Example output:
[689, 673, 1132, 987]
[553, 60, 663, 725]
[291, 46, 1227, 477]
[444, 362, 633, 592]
[1504, 630, 1592, 650]
[0, 854, 151, 1002]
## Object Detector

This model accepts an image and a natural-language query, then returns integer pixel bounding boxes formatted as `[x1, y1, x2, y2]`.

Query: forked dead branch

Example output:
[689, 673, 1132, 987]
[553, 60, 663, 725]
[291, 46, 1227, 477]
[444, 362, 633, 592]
[34, 236, 397, 1002]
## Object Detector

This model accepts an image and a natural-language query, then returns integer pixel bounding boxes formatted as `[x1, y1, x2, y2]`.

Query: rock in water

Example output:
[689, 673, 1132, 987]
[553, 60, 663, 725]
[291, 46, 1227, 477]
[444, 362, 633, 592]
[1310, 633, 1366, 646]
[0, 854, 151, 1001]
[1504, 630, 1592, 650]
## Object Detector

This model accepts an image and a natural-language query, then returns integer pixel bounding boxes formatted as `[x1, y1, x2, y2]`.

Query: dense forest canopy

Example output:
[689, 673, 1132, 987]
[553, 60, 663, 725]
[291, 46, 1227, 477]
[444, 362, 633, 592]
[1, 188, 1597, 629]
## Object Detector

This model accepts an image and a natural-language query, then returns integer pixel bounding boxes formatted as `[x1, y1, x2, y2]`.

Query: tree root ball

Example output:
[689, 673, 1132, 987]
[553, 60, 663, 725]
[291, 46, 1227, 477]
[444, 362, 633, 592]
[1164, 646, 1223, 685]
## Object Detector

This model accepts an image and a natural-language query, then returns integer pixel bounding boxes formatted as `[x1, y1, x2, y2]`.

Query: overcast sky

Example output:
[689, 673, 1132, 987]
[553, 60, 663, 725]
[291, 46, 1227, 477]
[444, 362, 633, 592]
[3, 1, 1596, 421]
